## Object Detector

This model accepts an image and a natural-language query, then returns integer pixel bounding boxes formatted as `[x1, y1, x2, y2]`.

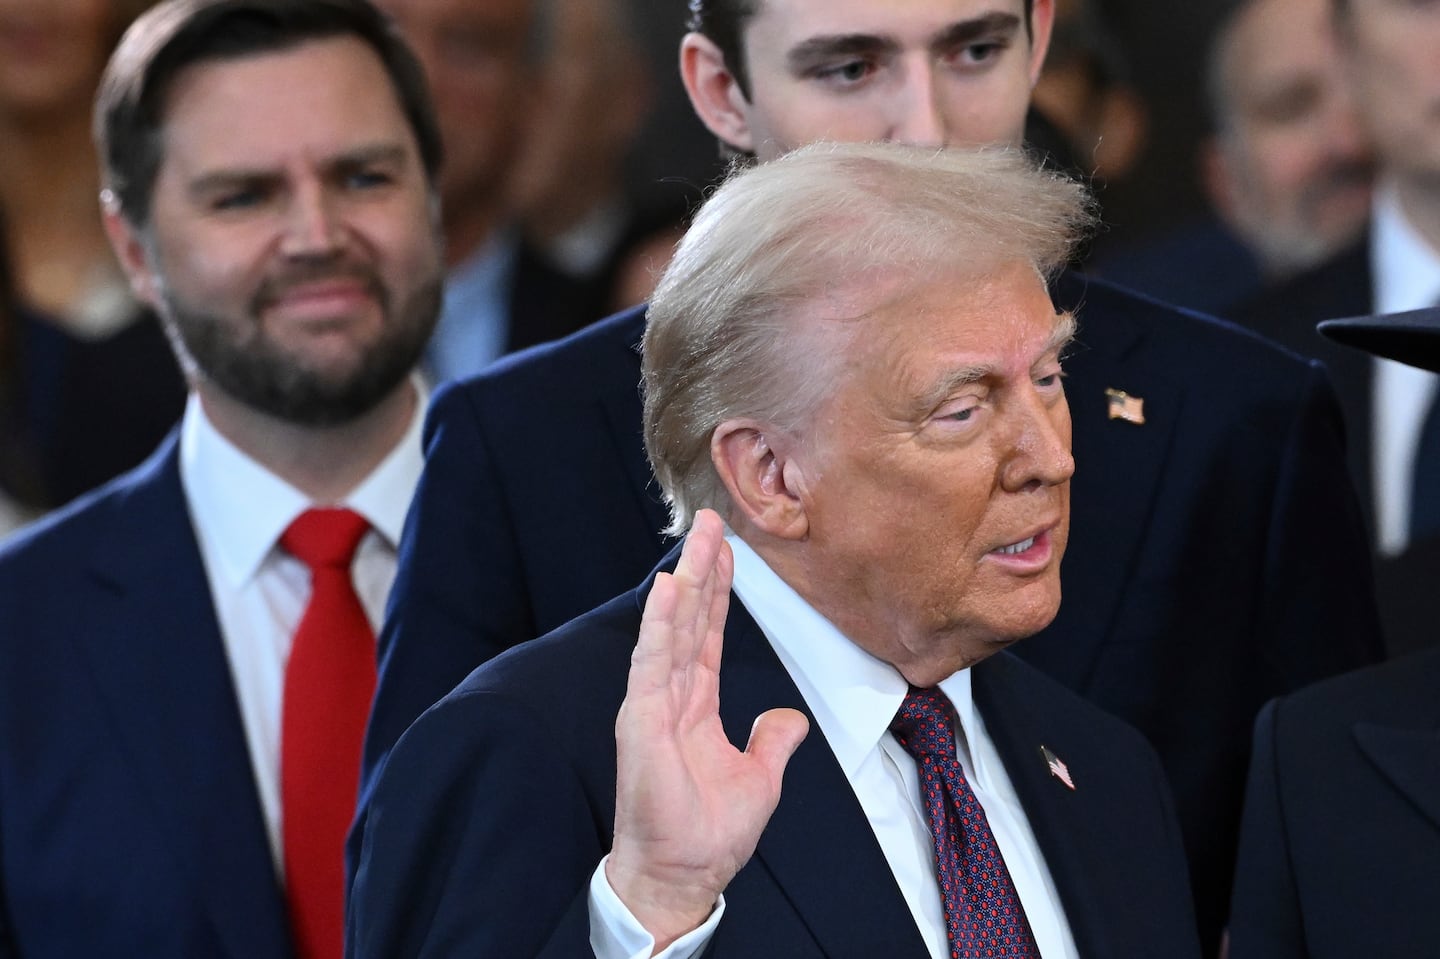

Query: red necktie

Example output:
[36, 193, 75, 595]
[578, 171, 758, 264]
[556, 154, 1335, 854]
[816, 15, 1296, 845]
[890, 686, 1040, 959]
[279, 508, 376, 959]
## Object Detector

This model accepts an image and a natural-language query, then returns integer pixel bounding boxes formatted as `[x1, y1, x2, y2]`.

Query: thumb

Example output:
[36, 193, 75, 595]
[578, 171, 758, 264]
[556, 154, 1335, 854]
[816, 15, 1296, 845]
[746, 707, 809, 781]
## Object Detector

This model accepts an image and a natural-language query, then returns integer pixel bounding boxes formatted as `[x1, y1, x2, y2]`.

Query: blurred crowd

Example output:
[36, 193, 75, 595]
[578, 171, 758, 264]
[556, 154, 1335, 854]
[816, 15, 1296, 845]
[0, 0, 1397, 536]
[4, 1, 1440, 957]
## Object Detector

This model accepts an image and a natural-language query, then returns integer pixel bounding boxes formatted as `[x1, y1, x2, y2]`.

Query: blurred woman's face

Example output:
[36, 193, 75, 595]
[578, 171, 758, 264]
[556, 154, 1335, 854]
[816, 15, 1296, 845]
[0, 0, 114, 118]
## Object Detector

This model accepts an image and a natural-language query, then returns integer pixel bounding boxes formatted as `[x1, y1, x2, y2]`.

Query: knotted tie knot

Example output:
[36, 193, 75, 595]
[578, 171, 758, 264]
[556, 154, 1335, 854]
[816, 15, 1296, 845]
[890, 685, 960, 763]
[281, 507, 369, 571]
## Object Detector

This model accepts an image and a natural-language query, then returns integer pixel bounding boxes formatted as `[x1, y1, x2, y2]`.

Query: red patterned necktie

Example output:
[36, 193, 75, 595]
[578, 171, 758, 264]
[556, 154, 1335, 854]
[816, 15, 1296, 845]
[279, 508, 376, 959]
[890, 686, 1040, 959]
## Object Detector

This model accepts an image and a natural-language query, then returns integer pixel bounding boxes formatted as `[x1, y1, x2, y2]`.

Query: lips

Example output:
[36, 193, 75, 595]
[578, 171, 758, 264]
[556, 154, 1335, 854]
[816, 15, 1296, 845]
[253, 267, 386, 319]
[985, 523, 1061, 571]
[993, 536, 1036, 556]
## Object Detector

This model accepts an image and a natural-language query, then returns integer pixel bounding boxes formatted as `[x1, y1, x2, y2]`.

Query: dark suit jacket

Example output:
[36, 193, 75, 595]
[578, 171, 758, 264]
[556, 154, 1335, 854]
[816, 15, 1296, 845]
[0, 305, 185, 511]
[0, 437, 294, 958]
[349, 555, 1202, 958]
[1236, 238, 1373, 523]
[1236, 237, 1440, 657]
[1089, 216, 1266, 318]
[503, 240, 613, 355]
[1228, 647, 1440, 959]
[362, 270, 1383, 953]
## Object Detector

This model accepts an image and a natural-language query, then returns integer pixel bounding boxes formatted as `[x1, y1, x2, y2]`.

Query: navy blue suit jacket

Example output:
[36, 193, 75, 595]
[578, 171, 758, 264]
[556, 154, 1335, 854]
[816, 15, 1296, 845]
[0, 437, 294, 958]
[1236, 238, 1373, 529]
[363, 270, 1383, 951]
[350, 555, 1202, 958]
[1234, 237, 1440, 658]
[1228, 647, 1440, 959]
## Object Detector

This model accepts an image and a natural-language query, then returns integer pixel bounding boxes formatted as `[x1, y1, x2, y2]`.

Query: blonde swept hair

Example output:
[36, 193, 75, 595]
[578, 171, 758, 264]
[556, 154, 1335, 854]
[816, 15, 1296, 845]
[642, 141, 1095, 534]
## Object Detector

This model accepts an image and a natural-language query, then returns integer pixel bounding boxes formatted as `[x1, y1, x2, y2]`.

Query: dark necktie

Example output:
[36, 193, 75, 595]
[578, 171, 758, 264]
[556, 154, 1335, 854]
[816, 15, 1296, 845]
[890, 687, 1040, 959]
[279, 508, 376, 959]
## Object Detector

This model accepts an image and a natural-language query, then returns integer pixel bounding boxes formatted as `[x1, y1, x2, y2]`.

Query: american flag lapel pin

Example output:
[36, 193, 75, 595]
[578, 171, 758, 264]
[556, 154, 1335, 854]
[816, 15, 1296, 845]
[1105, 388, 1145, 425]
[1040, 745, 1076, 790]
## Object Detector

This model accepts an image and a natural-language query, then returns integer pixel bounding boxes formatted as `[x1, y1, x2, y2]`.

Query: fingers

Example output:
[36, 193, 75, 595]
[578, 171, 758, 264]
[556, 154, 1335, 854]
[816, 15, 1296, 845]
[668, 510, 724, 666]
[697, 539, 732, 675]
[630, 509, 730, 696]
[746, 707, 809, 785]
[630, 571, 680, 698]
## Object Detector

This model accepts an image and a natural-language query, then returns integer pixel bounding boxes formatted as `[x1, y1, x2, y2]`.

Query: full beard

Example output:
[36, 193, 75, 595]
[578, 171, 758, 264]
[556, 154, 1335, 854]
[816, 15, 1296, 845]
[160, 266, 442, 428]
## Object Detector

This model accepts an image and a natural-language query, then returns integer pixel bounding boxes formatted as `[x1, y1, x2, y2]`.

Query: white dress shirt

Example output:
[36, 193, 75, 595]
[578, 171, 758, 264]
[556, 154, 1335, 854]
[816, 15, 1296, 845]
[589, 533, 1078, 959]
[179, 385, 426, 872]
[1369, 182, 1440, 556]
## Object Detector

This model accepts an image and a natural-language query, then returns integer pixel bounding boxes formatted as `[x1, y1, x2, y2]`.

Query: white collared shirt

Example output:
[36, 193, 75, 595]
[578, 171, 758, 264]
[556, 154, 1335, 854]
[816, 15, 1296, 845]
[1370, 181, 1440, 555]
[589, 534, 1078, 959]
[179, 384, 426, 872]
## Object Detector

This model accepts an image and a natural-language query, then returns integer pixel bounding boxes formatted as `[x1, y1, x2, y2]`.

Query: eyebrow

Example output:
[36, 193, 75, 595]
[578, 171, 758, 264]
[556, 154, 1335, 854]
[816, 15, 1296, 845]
[915, 311, 1079, 411]
[929, 12, 1024, 53]
[785, 12, 1024, 73]
[786, 33, 898, 74]
[185, 143, 412, 199]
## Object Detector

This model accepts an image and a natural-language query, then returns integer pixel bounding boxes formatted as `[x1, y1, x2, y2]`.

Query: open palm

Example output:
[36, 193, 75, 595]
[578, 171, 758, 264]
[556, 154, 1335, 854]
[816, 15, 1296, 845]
[606, 510, 809, 949]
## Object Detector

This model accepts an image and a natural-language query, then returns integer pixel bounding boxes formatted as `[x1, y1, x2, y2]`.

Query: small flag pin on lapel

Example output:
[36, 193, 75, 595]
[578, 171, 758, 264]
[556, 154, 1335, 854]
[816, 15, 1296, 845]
[1105, 388, 1145, 425]
[1040, 745, 1075, 790]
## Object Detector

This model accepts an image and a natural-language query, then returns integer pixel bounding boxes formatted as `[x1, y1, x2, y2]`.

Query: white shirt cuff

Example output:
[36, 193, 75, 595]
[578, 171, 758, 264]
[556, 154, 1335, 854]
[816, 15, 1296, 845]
[587, 854, 726, 959]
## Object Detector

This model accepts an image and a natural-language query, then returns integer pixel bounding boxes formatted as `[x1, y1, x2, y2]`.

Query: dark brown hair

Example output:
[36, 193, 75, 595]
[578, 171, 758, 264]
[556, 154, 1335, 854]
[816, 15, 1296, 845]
[95, 0, 443, 227]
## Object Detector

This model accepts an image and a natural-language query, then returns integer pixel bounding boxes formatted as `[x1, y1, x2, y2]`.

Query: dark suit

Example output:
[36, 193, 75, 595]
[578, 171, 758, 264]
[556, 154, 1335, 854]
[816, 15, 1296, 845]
[1089, 216, 1266, 318]
[1228, 647, 1440, 959]
[363, 270, 1382, 952]
[0, 437, 293, 958]
[0, 305, 185, 513]
[1237, 237, 1440, 657]
[349, 555, 1203, 958]
[504, 240, 613, 355]
[1236, 238, 1373, 522]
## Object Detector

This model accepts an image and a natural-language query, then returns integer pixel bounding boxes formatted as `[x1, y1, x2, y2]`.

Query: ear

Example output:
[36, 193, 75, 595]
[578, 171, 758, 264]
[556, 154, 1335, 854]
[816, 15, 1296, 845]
[101, 197, 164, 309]
[1026, 0, 1058, 87]
[679, 32, 756, 155]
[711, 420, 810, 541]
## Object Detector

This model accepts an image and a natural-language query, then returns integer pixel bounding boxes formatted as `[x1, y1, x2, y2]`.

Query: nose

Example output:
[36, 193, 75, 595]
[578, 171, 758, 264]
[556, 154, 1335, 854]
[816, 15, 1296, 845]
[889, 60, 949, 148]
[280, 180, 344, 259]
[1000, 390, 1075, 494]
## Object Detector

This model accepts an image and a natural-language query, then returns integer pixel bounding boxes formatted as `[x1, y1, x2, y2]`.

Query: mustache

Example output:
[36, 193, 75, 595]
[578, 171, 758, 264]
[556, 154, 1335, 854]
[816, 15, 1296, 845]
[250, 260, 388, 314]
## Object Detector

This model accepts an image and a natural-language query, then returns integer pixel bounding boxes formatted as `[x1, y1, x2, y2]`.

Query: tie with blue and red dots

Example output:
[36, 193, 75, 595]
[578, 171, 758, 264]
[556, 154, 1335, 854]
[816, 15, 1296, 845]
[890, 686, 1040, 959]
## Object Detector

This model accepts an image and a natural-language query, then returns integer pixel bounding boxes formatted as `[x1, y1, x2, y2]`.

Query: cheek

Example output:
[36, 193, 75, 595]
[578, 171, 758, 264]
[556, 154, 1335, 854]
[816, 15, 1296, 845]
[945, 84, 1030, 147]
[380, 215, 443, 284]
[152, 227, 267, 310]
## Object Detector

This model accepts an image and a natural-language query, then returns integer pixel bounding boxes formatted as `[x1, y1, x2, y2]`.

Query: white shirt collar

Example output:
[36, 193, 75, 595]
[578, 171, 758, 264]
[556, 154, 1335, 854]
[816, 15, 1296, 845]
[1371, 180, 1440, 314]
[179, 378, 427, 588]
[726, 532, 979, 780]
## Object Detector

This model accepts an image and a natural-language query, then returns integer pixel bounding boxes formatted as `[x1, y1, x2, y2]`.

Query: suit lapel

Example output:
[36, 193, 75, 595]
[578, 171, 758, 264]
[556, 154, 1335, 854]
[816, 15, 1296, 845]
[1029, 271, 1182, 686]
[77, 438, 293, 959]
[1354, 722, 1440, 833]
[972, 654, 1124, 957]
[717, 608, 931, 958]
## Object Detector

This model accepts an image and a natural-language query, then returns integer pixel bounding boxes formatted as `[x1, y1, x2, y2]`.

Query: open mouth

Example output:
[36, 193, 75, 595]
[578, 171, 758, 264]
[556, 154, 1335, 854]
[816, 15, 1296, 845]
[992, 536, 1036, 556]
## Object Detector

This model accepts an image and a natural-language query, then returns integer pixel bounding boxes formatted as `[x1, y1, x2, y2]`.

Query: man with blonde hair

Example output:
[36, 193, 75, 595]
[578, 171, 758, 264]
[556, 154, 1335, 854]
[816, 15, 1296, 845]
[350, 142, 1201, 959]
[364, 2, 1384, 951]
